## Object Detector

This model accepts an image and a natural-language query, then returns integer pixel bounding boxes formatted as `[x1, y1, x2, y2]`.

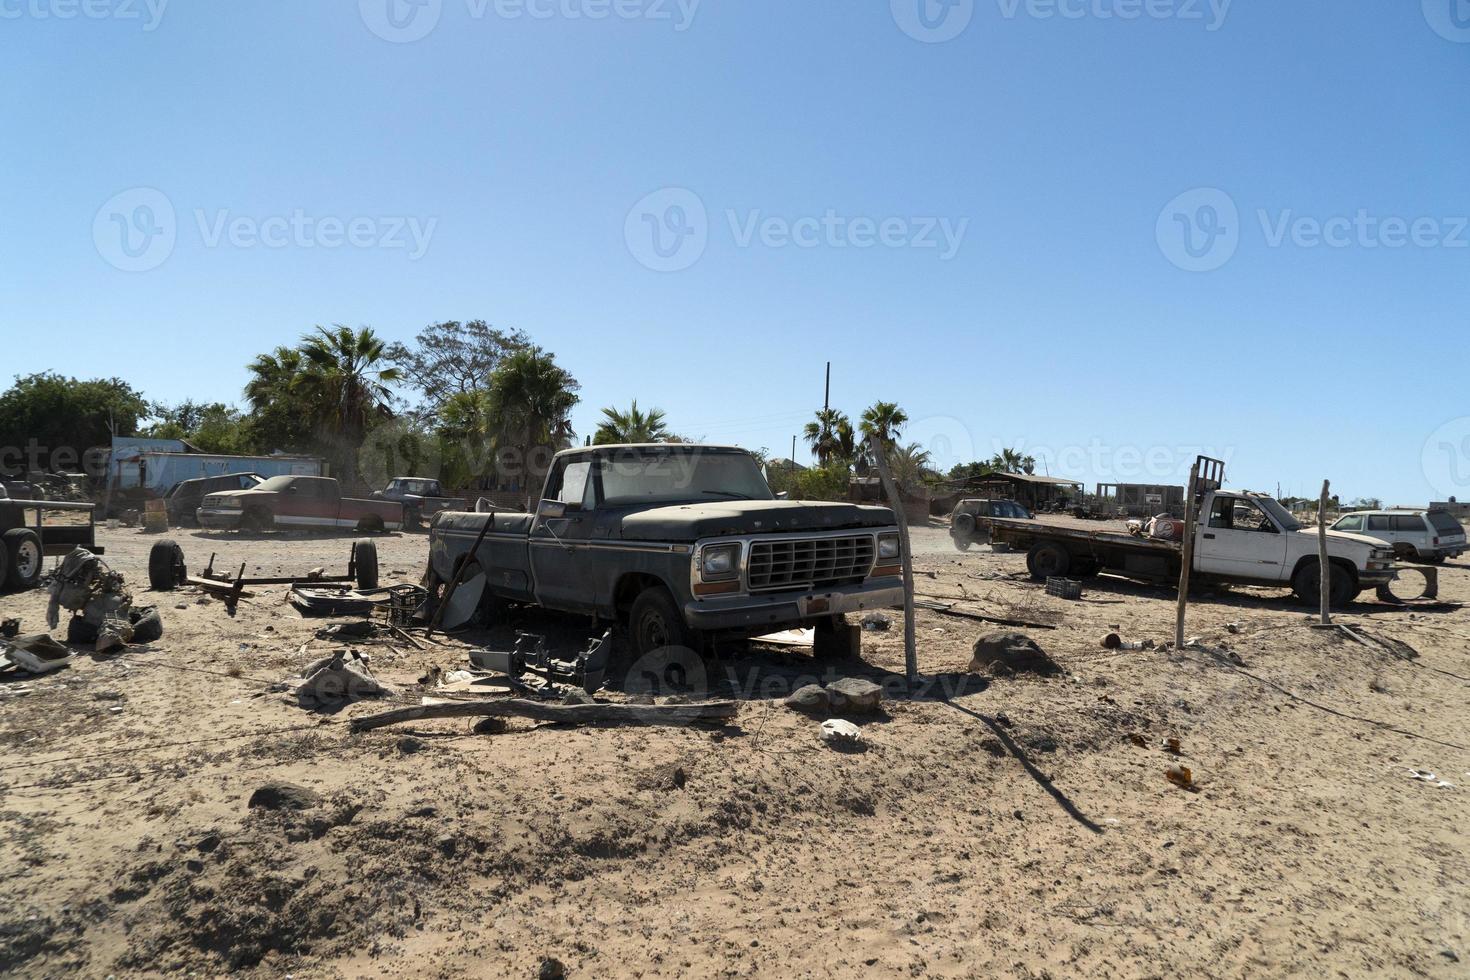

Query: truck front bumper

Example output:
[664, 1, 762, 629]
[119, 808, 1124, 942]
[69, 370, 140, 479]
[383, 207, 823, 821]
[1359, 567, 1397, 588]
[196, 507, 244, 529]
[683, 578, 905, 632]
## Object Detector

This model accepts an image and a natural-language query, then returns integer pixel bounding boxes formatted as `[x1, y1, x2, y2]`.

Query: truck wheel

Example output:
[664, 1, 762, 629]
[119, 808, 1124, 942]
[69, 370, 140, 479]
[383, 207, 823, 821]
[628, 587, 693, 659]
[2, 529, 42, 590]
[356, 515, 385, 534]
[952, 536, 973, 553]
[353, 539, 379, 590]
[242, 507, 271, 533]
[1292, 560, 1357, 608]
[1026, 542, 1071, 581]
[404, 506, 422, 531]
[148, 539, 187, 591]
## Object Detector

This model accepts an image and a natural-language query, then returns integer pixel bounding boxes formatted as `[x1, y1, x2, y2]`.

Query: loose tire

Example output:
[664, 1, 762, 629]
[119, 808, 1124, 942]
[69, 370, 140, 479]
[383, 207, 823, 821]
[1291, 560, 1356, 608]
[952, 513, 976, 536]
[1026, 542, 1071, 581]
[353, 539, 379, 590]
[628, 586, 693, 660]
[148, 539, 187, 591]
[2, 529, 43, 590]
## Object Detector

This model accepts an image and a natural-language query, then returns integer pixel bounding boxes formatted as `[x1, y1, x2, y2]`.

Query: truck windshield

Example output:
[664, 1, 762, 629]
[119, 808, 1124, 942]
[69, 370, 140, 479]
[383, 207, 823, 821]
[599, 450, 775, 505]
[255, 476, 295, 492]
[1255, 496, 1302, 531]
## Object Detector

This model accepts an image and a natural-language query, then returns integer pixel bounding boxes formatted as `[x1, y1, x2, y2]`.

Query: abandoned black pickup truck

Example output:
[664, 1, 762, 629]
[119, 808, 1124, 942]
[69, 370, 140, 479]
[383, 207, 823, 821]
[427, 444, 904, 657]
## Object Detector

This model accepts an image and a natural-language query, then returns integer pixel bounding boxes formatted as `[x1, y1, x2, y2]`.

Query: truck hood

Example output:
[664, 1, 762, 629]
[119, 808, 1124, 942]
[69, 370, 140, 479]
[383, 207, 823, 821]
[1290, 528, 1384, 553]
[618, 499, 896, 541]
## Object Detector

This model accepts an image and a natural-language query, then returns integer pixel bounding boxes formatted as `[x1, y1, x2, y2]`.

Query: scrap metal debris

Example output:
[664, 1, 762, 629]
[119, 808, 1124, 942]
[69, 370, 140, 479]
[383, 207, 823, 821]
[468, 630, 613, 697]
[45, 547, 161, 652]
[0, 633, 73, 675]
[291, 650, 394, 707]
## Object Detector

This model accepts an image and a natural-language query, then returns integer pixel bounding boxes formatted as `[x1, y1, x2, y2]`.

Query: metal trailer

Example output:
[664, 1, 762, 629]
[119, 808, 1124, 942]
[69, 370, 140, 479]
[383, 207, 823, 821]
[0, 498, 104, 591]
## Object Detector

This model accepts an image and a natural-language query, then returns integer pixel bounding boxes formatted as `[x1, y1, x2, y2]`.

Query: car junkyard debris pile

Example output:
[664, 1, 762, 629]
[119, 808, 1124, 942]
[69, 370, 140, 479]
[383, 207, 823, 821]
[45, 547, 162, 652]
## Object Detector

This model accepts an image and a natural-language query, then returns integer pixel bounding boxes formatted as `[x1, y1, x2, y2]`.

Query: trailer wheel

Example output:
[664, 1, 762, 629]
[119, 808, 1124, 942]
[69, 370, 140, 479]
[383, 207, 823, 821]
[1026, 542, 1071, 581]
[353, 539, 379, 590]
[1291, 560, 1356, 608]
[2, 529, 43, 590]
[148, 539, 187, 591]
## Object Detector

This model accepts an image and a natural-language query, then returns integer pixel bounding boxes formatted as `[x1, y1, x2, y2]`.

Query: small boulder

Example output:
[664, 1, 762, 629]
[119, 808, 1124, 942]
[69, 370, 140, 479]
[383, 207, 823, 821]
[247, 782, 320, 812]
[784, 684, 830, 712]
[825, 677, 884, 715]
[968, 632, 1061, 678]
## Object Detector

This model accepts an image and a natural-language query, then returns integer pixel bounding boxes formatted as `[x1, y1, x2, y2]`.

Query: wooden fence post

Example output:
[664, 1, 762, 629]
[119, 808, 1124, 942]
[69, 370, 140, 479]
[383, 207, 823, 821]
[1174, 462, 1200, 649]
[868, 435, 918, 685]
[1318, 480, 1332, 626]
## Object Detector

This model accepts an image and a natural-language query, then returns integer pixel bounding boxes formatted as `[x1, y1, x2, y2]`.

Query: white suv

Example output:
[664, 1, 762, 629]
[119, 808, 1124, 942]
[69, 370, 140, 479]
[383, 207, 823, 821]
[1332, 509, 1466, 564]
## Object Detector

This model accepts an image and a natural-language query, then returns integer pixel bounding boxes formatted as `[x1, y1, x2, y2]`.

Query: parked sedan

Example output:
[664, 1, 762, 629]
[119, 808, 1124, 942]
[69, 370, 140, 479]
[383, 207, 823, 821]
[1332, 509, 1467, 563]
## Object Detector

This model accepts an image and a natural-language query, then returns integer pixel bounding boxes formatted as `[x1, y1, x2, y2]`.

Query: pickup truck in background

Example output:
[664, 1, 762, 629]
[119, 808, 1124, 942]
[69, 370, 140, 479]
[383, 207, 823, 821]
[373, 477, 466, 530]
[197, 475, 403, 533]
[428, 444, 904, 658]
[975, 457, 1398, 607]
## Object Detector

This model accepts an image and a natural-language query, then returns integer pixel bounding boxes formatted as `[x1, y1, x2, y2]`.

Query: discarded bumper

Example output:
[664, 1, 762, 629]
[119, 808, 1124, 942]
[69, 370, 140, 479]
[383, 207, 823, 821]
[196, 507, 244, 529]
[683, 578, 904, 632]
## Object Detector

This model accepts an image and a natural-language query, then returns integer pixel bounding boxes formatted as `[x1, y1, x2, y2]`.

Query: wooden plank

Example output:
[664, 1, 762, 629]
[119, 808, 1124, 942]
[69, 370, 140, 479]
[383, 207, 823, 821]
[348, 698, 741, 733]
[868, 434, 918, 683]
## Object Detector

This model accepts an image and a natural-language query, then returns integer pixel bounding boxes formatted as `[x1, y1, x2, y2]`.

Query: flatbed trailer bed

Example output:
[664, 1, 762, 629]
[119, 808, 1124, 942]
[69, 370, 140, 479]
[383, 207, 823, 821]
[988, 517, 1183, 583]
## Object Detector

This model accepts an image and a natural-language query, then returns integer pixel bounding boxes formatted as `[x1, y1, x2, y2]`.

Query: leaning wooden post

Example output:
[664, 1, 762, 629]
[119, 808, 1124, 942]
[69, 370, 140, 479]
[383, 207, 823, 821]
[1174, 462, 1200, 648]
[1318, 480, 1332, 626]
[868, 434, 918, 685]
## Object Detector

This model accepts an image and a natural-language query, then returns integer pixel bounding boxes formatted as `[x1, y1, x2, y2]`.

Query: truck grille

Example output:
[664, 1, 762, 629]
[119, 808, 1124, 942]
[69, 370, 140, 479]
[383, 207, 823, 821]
[747, 535, 875, 592]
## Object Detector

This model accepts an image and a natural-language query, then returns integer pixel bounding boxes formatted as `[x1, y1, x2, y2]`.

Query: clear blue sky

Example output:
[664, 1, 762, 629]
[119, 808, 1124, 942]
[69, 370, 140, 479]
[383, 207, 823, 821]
[2, 1, 1467, 504]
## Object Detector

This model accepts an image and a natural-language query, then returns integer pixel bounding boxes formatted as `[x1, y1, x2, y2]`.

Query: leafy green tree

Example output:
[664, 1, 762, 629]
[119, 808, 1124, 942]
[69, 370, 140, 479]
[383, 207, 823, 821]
[0, 372, 149, 476]
[243, 346, 316, 451]
[387, 320, 529, 419]
[594, 400, 670, 445]
[484, 347, 580, 505]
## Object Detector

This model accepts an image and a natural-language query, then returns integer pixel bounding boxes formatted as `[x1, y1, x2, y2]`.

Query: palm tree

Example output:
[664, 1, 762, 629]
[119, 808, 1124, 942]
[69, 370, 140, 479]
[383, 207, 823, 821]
[803, 408, 851, 467]
[243, 346, 315, 450]
[859, 401, 908, 444]
[987, 448, 1037, 475]
[295, 325, 401, 483]
[889, 441, 934, 489]
[484, 347, 581, 507]
[594, 400, 670, 445]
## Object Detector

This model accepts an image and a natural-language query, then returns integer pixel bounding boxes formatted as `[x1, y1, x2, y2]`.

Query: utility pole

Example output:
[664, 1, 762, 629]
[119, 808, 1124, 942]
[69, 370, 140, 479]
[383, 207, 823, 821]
[790, 435, 797, 478]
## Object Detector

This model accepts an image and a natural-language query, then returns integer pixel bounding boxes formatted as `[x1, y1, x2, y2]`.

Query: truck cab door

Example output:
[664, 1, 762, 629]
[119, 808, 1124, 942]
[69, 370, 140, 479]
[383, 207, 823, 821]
[529, 457, 599, 611]
[1194, 495, 1290, 580]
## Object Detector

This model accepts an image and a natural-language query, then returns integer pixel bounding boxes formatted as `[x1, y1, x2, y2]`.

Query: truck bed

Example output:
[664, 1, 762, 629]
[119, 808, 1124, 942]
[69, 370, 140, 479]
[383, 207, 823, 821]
[989, 516, 1181, 554]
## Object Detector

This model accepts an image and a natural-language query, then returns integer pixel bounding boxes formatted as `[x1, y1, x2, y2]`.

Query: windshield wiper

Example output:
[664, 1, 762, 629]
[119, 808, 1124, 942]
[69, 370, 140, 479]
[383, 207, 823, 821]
[701, 490, 752, 499]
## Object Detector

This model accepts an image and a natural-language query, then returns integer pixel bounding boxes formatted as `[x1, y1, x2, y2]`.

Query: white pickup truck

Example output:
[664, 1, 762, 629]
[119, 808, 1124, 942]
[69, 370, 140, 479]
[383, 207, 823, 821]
[979, 459, 1398, 606]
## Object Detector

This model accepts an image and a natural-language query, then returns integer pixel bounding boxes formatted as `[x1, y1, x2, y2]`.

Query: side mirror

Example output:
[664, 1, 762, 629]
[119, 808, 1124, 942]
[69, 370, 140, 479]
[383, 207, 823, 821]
[776, 491, 790, 500]
[537, 499, 568, 520]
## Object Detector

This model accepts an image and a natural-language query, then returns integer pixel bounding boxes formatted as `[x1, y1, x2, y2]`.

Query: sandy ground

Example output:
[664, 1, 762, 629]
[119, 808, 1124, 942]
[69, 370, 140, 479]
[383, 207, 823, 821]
[1, 521, 1468, 978]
